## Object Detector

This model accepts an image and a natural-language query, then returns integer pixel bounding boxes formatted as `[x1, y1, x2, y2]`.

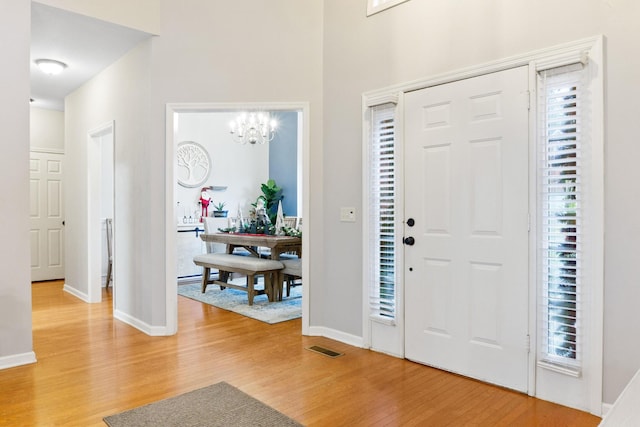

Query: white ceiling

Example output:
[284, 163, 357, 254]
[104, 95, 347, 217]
[31, 2, 152, 111]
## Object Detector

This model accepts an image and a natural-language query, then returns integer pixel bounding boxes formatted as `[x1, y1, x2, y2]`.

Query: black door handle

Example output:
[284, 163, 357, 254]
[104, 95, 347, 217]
[403, 236, 415, 246]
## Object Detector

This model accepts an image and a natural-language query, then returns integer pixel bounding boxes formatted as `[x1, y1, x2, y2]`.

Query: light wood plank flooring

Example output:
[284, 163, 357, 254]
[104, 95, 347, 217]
[0, 281, 601, 426]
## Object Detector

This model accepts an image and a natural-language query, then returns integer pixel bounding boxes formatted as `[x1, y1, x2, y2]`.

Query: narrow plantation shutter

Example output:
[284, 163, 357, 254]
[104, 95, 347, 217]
[369, 103, 397, 319]
[538, 63, 588, 366]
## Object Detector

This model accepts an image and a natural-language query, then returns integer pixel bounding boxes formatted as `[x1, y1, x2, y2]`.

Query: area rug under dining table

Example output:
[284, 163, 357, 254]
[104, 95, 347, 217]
[177, 281, 302, 324]
[103, 381, 302, 427]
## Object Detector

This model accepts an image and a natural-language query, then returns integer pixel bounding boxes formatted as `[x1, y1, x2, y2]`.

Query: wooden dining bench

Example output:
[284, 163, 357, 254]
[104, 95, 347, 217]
[193, 253, 284, 305]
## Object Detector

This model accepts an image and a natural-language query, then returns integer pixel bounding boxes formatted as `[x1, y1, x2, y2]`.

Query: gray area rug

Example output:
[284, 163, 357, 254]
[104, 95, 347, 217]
[103, 381, 303, 427]
[177, 281, 301, 324]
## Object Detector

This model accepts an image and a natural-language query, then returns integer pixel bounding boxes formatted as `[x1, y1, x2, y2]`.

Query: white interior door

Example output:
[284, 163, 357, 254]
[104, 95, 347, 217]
[30, 151, 65, 281]
[404, 66, 530, 391]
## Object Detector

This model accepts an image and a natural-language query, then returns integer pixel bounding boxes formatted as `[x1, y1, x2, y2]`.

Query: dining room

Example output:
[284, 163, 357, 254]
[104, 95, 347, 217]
[173, 107, 305, 323]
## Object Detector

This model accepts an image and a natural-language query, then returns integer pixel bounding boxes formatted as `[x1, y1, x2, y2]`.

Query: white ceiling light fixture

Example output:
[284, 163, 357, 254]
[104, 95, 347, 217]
[229, 112, 277, 145]
[35, 59, 67, 75]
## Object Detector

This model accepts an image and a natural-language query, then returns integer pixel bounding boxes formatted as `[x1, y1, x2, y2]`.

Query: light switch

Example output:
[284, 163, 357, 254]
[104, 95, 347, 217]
[340, 207, 356, 222]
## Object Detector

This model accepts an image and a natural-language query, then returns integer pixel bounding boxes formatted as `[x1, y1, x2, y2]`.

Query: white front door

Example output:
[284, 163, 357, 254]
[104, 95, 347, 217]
[30, 151, 65, 281]
[404, 66, 530, 391]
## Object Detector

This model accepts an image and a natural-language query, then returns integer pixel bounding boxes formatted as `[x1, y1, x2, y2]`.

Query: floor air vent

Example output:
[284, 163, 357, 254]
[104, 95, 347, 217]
[306, 345, 344, 358]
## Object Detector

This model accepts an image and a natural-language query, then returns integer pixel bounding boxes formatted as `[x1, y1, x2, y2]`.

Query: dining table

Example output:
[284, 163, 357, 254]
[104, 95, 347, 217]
[200, 232, 301, 260]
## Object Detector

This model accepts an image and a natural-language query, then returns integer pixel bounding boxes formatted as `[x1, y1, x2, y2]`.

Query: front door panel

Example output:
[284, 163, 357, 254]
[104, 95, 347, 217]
[404, 66, 530, 392]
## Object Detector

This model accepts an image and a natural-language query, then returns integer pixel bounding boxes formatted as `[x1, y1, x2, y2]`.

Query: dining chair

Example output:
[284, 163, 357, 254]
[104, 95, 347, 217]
[105, 218, 113, 289]
[283, 216, 298, 229]
[281, 258, 302, 297]
[202, 217, 217, 253]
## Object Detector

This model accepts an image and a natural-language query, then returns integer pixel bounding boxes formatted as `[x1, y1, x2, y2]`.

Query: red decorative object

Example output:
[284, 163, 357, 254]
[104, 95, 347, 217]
[200, 188, 211, 219]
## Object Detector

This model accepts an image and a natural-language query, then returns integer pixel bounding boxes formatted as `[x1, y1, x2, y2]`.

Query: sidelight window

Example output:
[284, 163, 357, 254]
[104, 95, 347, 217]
[538, 63, 590, 368]
[367, 102, 398, 320]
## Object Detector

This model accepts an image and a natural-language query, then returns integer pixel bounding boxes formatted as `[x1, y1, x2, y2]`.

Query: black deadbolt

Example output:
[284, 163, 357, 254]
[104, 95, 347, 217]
[407, 218, 415, 227]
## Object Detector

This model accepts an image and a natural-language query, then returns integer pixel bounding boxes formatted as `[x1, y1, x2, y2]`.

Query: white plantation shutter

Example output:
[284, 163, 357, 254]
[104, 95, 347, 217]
[538, 63, 589, 367]
[368, 102, 397, 319]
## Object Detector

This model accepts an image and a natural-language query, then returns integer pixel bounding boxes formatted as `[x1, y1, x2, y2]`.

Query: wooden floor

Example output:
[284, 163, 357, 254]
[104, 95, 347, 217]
[0, 281, 601, 426]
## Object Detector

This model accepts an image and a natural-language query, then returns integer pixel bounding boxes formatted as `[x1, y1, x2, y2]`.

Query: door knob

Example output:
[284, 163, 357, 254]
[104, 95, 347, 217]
[403, 236, 415, 246]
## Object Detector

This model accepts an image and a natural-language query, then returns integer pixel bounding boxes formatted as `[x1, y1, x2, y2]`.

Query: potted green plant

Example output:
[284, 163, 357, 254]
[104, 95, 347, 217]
[256, 179, 283, 224]
[212, 201, 228, 218]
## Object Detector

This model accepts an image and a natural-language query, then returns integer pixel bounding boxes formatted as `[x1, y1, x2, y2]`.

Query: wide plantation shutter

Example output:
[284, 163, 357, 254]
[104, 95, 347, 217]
[538, 64, 589, 366]
[368, 103, 397, 319]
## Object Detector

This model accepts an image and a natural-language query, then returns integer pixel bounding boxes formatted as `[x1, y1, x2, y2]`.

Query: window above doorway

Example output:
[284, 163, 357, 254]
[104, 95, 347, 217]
[367, 0, 411, 16]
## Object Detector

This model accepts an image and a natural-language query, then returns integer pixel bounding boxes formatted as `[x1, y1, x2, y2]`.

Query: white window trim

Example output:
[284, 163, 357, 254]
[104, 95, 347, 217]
[367, 102, 397, 322]
[529, 39, 604, 415]
[362, 35, 603, 414]
[367, 0, 410, 17]
[536, 63, 588, 374]
[362, 94, 406, 356]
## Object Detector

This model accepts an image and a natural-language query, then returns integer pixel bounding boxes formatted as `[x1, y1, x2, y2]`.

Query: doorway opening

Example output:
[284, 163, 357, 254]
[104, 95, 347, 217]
[87, 121, 115, 304]
[165, 103, 310, 335]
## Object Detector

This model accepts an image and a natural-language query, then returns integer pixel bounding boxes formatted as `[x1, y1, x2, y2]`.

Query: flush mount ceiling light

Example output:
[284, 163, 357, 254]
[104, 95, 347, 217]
[35, 59, 67, 75]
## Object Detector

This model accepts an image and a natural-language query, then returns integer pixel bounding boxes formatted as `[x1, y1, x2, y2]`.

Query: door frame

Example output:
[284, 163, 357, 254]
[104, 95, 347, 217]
[362, 36, 603, 413]
[165, 102, 311, 335]
[87, 121, 115, 304]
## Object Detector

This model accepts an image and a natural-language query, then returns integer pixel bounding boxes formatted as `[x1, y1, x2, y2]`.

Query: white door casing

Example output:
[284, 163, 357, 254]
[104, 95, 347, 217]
[404, 66, 530, 392]
[30, 151, 65, 281]
[87, 122, 115, 303]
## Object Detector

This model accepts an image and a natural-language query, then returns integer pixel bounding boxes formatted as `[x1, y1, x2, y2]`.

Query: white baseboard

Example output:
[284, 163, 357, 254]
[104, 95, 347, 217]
[0, 351, 37, 370]
[63, 283, 89, 302]
[113, 309, 173, 336]
[307, 325, 364, 349]
[599, 368, 640, 426]
[64, 283, 173, 336]
[178, 275, 201, 285]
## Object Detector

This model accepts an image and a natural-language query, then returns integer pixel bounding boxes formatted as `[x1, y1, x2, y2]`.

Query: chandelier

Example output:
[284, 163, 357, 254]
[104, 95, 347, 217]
[229, 112, 277, 145]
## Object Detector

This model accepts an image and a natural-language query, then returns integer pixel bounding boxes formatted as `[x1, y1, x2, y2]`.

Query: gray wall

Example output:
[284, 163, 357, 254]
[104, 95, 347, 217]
[65, 39, 154, 312]
[64, 0, 324, 328]
[0, 1, 33, 364]
[30, 108, 64, 152]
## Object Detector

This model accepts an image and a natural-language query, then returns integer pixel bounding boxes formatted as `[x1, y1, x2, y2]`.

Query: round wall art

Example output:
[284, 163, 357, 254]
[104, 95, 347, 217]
[176, 141, 211, 188]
